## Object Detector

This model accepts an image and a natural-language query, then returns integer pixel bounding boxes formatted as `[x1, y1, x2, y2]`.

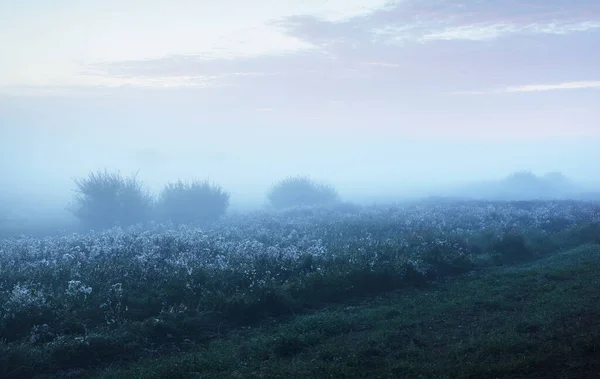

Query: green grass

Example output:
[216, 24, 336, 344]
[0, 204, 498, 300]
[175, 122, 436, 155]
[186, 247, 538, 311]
[72, 244, 600, 379]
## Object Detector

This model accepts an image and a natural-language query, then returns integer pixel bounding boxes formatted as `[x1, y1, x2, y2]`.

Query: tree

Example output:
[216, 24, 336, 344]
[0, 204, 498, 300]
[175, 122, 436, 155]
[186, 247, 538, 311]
[155, 179, 230, 224]
[69, 170, 153, 230]
[267, 176, 339, 209]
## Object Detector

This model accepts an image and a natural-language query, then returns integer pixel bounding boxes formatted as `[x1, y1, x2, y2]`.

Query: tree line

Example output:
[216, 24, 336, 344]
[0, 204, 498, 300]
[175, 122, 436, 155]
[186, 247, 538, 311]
[69, 170, 340, 230]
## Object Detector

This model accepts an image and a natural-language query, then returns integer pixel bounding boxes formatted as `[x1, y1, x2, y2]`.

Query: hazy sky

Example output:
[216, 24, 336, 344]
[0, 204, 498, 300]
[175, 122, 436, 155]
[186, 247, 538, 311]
[1, 0, 599, 207]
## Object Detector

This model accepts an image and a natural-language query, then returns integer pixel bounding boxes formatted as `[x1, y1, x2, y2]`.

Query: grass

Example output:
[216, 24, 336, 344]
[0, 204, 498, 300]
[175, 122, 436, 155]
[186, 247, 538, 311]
[2, 201, 599, 378]
[57, 243, 600, 378]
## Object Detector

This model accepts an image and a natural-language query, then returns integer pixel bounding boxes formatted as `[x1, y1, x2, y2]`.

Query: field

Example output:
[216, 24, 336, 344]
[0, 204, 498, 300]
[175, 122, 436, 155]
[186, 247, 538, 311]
[1, 200, 599, 378]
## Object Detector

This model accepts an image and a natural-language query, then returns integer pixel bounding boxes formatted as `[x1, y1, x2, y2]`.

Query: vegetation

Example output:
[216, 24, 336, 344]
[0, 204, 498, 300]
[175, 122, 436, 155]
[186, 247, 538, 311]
[68, 171, 230, 231]
[155, 180, 230, 225]
[0, 200, 598, 378]
[90, 244, 600, 379]
[458, 170, 584, 201]
[68, 170, 153, 230]
[267, 176, 340, 209]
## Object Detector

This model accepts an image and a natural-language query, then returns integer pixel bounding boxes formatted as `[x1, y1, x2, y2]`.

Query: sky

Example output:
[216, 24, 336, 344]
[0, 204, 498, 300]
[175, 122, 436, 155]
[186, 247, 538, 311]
[0, 0, 599, 210]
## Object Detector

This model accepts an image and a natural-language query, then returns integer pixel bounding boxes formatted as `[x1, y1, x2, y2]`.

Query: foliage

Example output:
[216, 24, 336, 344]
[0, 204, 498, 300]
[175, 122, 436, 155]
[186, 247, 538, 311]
[68, 170, 153, 230]
[93, 245, 600, 379]
[0, 200, 599, 377]
[155, 180, 230, 225]
[267, 176, 339, 209]
[492, 230, 534, 264]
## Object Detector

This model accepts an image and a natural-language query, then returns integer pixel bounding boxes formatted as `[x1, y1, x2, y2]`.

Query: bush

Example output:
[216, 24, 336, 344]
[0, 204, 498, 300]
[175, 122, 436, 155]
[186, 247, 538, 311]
[267, 176, 339, 209]
[69, 170, 153, 230]
[155, 180, 230, 224]
[492, 231, 534, 264]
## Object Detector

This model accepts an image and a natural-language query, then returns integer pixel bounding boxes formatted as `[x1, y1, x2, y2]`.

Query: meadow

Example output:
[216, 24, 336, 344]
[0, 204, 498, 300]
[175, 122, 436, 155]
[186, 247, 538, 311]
[1, 199, 599, 378]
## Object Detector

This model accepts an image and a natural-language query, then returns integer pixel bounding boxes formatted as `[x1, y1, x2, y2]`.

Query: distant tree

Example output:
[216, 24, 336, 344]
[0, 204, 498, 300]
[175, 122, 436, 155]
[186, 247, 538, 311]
[267, 176, 340, 209]
[543, 171, 568, 184]
[155, 180, 230, 224]
[69, 169, 153, 230]
[505, 170, 538, 185]
[502, 170, 576, 200]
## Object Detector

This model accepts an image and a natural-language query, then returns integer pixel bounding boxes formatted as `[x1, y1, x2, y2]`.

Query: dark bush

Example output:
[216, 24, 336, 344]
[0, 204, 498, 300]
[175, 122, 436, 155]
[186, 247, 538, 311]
[421, 248, 476, 278]
[492, 231, 534, 264]
[267, 176, 339, 209]
[561, 222, 600, 246]
[155, 180, 230, 224]
[50, 333, 135, 369]
[68, 170, 153, 230]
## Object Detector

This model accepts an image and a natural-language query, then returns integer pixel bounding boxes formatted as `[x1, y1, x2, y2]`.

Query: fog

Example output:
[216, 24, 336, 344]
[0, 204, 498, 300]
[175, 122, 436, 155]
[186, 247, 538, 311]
[1, 0, 599, 229]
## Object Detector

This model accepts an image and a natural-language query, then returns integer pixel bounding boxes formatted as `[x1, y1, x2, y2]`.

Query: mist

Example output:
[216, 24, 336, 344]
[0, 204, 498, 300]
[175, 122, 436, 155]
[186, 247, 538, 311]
[1, 0, 599, 233]
[2, 91, 600, 229]
[3, 3, 600, 377]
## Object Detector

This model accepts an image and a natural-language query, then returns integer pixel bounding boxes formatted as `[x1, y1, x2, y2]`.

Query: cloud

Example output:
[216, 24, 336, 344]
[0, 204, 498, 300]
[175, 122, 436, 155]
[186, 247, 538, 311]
[0, 0, 397, 93]
[2, 0, 599, 96]
[418, 21, 600, 42]
[362, 61, 401, 68]
[0, 71, 271, 97]
[504, 81, 600, 93]
[454, 81, 600, 95]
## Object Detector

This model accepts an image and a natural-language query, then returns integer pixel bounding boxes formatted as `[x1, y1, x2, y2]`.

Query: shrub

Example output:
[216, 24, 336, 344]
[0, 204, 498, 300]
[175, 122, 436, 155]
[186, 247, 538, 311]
[155, 180, 230, 224]
[492, 231, 534, 264]
[267, 176, 339, 209]
[69, 169, 153, 230]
